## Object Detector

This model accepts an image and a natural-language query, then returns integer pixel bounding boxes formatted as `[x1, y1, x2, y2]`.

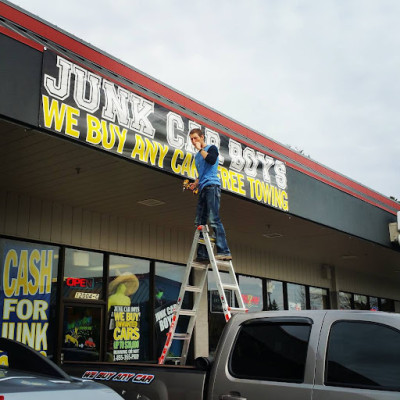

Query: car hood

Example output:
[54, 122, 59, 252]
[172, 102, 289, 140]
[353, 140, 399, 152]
[0, 368, 123, 399]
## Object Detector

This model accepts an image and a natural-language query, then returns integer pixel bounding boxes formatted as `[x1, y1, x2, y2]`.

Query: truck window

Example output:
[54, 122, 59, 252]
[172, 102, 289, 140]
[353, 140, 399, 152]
[229, 321, 311, 383]
[326, 321, 400, 391]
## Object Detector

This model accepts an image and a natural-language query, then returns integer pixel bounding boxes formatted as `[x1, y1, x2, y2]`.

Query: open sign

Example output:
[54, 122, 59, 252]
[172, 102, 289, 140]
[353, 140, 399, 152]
[66, 277, 94, 288]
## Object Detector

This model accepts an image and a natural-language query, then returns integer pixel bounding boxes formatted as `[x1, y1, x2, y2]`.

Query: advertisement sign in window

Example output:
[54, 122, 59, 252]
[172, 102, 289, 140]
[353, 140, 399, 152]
[107, 255, 150, 362]
[0, 239, 59, 356]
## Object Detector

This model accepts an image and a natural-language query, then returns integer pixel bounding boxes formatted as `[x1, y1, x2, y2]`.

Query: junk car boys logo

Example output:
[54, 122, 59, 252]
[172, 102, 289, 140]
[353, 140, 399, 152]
[40, 50, 289, 212]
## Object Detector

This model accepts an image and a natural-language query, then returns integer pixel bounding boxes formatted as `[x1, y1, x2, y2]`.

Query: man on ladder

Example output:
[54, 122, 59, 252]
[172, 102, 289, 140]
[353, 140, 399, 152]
[188, 128, 232, 262]
[158, 129, 246, 365]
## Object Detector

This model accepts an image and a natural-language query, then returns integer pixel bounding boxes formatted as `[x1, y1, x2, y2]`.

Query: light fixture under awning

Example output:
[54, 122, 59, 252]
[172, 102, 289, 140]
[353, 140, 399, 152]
[137, 199, 165, 207]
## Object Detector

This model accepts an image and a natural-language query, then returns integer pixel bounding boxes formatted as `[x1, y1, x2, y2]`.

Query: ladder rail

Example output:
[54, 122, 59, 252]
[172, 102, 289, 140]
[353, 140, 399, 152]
[179, 269, 208, 363]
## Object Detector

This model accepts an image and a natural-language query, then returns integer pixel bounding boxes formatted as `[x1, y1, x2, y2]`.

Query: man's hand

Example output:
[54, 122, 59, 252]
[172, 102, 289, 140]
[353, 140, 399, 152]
[189, 181, 198, 191]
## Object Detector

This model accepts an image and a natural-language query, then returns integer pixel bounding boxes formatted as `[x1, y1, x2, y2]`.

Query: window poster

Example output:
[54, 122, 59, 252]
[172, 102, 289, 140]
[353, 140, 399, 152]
[63, 305, 100, 361]
[0, 239, 58, 356]
[154, 265, 188, 359]
[107, 272, 142, 361]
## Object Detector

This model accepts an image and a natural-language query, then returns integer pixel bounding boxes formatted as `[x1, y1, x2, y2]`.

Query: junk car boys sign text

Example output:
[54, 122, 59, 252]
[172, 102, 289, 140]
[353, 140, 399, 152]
[40, 50, 289, 212]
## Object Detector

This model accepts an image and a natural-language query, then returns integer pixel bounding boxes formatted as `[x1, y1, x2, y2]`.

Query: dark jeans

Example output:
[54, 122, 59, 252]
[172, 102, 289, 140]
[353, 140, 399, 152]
[195, 185, 230, 259]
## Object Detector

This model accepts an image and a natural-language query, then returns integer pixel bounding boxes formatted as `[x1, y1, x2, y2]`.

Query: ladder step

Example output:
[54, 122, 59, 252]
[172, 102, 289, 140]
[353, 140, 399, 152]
[186, 285, 202, 293]
[229, 307, 248, 314]
[179, 309, 196, 316]
[199, 237, 215, 244]
[164, 357, 182, 365]
[216, 259, 232, 266]
[192, 261, 209, 269]
[172, 333, 191, 340]
[222, 283, 240, 291]
[213, 261, 231, 271]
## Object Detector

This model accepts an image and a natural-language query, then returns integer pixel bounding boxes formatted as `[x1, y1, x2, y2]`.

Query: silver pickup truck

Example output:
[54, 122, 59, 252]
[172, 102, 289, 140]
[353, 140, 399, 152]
[63, 310, 400, 400]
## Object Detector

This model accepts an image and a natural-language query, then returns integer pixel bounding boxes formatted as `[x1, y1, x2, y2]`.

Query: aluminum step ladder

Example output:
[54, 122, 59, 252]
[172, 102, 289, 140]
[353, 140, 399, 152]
[158, 225, 247, 365]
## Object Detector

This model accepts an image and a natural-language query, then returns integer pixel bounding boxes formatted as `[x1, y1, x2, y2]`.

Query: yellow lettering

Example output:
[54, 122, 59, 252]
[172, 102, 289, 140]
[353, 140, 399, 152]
[227, 170, 246, 195]
[39, 250, 53, 294]
[246, 177, 289, 211]
[144, 138, 158, 165]
[218, 166, 231, 190]
[28, 250, 40, 295]
[16, 250, 29, 296]
[114, 312, 125, 321]
[101, 120, 114, 150]
[255, 179, 263, 201]
[131, 134, 145, 161]
[4, 250, 17, 297]
[247, 177, 255, 199]
[236, 173, 246, 195]
[181, 153, 194, 177]
[113, 327, 140, 341]
[42, 95, 66, 132]
[65, 105, 80, 138]
[171, 149, 183, 173]
[282, 190, 289, 211]
[113, 125, 127, 154]
[157, 143, 169, 168]
[86, 114, 102, 144]
[0, 354, 8, 367]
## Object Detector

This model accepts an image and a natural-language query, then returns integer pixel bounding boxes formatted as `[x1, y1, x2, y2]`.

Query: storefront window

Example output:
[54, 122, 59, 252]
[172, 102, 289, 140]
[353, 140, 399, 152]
[369, 296, 379, 311]
[107, 255, 150, 362]
[62, 305, 101, 361]
[154, 262, 189, 360]
[287, 283, 306, 311]
[0, 239, 59, 358]
[238, 275, 263, 312]
[354, 294, 368, 310]
[310, 287, 329, 310]
[339, 291, 352, 309]
[380, 298, 395, 312]
[266, 280, 284, 310]
[63, 249, 104, 301]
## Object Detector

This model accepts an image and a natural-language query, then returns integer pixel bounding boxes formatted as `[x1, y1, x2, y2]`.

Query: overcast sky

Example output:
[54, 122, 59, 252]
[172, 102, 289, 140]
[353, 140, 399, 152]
[10, 0, 400, 200]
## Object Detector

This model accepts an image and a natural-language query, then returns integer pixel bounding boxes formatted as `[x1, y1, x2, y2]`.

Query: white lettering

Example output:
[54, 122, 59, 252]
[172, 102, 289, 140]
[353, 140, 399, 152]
[274, 160, 287, 189]
[129, 93, 155, 138]
[228, 139, 245, 172]
[166, 112, 185, 148]
[101, 80, 130, 127]
[44, 56, 72, 100]
[73, 65, 101, 112]
[243, 147, 258, 177]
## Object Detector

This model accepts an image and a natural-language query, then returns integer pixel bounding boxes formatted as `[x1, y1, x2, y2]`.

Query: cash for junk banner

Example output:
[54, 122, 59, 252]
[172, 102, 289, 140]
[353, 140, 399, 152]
[39, 50, 289, 212]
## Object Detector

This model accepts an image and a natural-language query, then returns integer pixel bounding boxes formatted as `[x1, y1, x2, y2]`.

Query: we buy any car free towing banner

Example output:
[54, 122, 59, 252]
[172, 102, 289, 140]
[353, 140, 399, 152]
[39, 50, 289, 212]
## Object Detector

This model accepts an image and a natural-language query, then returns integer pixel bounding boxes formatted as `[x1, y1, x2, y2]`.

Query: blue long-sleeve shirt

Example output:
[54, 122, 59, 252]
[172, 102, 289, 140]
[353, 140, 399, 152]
[195, 145, 221, 191]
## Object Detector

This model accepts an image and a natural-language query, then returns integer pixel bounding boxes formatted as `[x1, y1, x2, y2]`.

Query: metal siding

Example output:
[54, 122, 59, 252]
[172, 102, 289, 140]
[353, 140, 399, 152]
[17, 194, 30, 237]
[337, 268, 399, 300]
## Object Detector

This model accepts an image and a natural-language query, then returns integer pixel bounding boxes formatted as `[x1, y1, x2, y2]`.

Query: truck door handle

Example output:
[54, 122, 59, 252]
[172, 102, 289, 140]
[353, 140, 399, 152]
[220, 393, 247, 400]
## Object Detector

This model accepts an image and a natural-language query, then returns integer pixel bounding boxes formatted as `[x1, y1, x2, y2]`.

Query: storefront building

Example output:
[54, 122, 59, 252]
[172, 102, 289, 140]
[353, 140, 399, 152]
[1, 0, 400, 365]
